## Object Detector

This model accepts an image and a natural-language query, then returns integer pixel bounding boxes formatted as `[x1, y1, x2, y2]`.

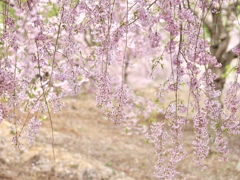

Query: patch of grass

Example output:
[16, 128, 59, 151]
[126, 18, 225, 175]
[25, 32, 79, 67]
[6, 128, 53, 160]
[69, 163, 79, 169]
[106, 161, 113, 167]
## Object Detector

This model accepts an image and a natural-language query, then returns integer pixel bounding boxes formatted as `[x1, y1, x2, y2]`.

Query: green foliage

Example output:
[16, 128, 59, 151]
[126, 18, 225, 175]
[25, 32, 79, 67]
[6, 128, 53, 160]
[221, 64, 237, 78]
[215, 122, 221, 129]
[151, 56, 164, 72]
[40, 115, 47, 122]
[45, 2, 59, 18]
[148, 117, 157, 123]
[203, 24, 211, 38]
[133, 11, 137, 20]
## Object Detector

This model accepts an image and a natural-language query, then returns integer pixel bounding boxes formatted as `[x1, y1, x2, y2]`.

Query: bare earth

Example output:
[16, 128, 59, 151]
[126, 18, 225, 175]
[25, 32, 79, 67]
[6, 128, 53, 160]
[0, 96, 240, 180]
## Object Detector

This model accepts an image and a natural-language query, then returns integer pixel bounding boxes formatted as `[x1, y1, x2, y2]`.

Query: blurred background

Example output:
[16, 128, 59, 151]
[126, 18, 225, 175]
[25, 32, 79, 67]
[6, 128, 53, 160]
[0, 0, 240, 179]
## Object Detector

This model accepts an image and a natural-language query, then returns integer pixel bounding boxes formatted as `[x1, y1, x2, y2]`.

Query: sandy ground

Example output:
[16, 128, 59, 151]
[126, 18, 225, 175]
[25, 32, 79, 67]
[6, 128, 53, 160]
[0, 95, 240, 180]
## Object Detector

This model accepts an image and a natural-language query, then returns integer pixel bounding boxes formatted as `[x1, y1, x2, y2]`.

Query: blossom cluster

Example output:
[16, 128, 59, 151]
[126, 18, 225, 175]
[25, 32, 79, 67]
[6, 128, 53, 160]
[26, 117, 42, 144]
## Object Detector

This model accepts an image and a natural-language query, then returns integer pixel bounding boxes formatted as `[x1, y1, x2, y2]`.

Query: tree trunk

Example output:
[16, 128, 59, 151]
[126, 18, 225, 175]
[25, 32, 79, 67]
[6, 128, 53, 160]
[207, 7, 239, 103]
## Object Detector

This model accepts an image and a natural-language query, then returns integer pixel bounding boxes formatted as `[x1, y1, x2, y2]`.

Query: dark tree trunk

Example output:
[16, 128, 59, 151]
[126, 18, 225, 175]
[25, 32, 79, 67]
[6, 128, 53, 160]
[207, 7, 239, 102]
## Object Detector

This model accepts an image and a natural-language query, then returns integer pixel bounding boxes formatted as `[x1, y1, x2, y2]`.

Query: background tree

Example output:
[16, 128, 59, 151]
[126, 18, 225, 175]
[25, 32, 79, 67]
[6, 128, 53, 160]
[205, 1, 240, 92]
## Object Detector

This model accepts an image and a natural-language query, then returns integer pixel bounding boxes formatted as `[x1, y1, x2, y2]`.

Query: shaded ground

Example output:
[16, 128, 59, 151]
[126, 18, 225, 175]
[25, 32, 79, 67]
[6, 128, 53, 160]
[0, 95, 240, 179]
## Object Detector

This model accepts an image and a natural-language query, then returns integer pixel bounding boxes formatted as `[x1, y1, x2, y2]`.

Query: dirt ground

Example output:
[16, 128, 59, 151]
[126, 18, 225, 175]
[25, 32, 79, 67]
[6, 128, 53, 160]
[0, 95, 240, 180]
